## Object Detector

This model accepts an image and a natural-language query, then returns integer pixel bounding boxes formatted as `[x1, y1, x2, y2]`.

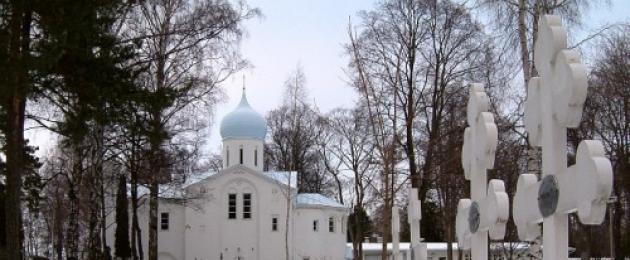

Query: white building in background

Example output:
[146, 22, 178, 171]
[352, 242, 532, 260]
[107, 91, 349, 260]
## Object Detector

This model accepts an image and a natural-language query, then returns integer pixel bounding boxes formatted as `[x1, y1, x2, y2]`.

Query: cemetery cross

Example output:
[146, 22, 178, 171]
[408, 187, 427, 260]
[456, 83, 509, 260]
[513, 15, 614, 260]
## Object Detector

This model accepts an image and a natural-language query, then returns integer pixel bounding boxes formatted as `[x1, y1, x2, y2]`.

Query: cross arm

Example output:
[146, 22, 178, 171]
[513, 174, 543, 241]
[556, 140, 613, 224]
[456, 180, 509, 248]
[513, 141, 613, 241]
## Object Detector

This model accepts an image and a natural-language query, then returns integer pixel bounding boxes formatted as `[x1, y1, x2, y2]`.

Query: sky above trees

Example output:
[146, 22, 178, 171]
[24, 0, 630, 155]
[209, 0, 629, 151]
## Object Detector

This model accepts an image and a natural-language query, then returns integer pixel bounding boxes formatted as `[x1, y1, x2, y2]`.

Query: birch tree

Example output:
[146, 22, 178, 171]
[326, 108, 376, 260]
[122, 1, 257, 259]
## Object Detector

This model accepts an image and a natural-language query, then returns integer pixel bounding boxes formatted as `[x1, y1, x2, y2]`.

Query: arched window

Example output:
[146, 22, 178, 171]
[239, 147, 244, 164]
[243, 193, 252, 219]
[254, 148, 258, 166]
[271, 216, 278, 231]
[228, 193, 236, 219]
[328, 217, 335, 232]
[226, 147, 230, 166]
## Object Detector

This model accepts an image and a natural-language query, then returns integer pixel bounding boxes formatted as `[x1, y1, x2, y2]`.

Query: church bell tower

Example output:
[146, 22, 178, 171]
[219, 88, 267, 172]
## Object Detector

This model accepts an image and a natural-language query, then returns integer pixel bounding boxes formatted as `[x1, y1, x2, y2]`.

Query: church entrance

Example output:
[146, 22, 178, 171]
[221, 178, 259, 260]
[221, 211, 257, 260]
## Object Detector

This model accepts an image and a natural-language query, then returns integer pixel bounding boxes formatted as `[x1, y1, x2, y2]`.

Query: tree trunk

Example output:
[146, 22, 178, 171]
[147, 182, 158, 260]
[381, 162, 393, 260]
[612, 192, 623, 259]
[131, 174, 142, 260]
[352, 206, 364, 260]
[53, 187, 64, 260]
[335, 175, 344, 204]
[66, 145, 85, 260]
[97, 126, 108, 257]
[130, 137, 141, 260]
[517, 0, 531, 88]
[3, 1, 31, 258]
[88, 129, 104, 260]
[66, 186, 79, 260]
[101, 172, 109, 258]
[146, 19, 169, 259]
[446, 229, 453, 260]
[87, 200, 101, 260]
[517, 1, 545, 256]
[284, 172, 292, 260]
[55, 225, 63, 260]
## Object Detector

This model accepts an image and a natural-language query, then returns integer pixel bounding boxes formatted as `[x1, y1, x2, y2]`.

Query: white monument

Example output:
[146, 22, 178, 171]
[456, 84, 509, 260]
[513, 15, 614, 260]
[408, 188, 427, 260]
[392, 206, 401, 260]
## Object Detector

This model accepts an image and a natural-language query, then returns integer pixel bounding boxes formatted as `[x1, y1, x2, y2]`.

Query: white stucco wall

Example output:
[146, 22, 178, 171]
[293, 207, 348, 260]
[184, 165, 297, 260]
[222, 138, 264, 172]
[105, 197, 185, 260]
[106, 165, 348, 260]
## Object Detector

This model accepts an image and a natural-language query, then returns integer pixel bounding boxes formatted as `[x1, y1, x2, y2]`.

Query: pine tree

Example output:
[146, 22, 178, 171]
[115, 175, 132, 258]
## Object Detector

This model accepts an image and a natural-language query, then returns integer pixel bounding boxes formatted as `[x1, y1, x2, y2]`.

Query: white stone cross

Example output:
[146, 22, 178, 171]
[513, 15, 614, 260]
[407, 188, 427, 260]
[455, 83, 508, 260]
[392, 206, 401, 260]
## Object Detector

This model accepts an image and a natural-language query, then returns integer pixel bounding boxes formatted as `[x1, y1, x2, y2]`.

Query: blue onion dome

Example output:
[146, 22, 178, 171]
[220, 91, 267, 140]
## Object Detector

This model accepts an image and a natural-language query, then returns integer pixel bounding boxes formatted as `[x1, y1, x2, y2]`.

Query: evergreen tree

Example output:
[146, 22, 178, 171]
[115, 175, 132, 258]
[36, 1, 139, 257]
[348, 207, 372, 242]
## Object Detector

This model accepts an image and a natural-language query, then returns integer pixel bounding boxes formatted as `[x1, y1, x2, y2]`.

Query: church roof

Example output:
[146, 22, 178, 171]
[295, 193, 347, 209]
[264, 171, 298, 189]
[219, 91, 267, 140]
[180, 168, 298, 190]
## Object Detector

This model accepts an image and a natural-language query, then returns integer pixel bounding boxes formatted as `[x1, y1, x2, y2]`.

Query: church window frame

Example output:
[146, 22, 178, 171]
[160, 212, 169, 230]
[328, 217, 335, 232]
[226, 146, 230, 166]
[254, 148, 258, 167]
[228, 193, 237, 219]
[271, 216, 278, 231]
[239, 147, 244, 164]
[243, 193, 252, 219]
[313, 220, 319, 232]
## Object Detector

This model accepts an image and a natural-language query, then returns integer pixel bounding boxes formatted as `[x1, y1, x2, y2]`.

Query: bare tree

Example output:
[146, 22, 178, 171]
[316, 118, 346, 204]
[122, 1, 257, 259]
[577, 28, 630, 258]
[266, 67, 331, 194]
[326, 108, 376, 260]
[350, 1, 495, 259]
[348, 19, 405, 259]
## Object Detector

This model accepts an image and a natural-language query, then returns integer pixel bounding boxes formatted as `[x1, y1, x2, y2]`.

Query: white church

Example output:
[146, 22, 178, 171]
[107, 91, 349, 260]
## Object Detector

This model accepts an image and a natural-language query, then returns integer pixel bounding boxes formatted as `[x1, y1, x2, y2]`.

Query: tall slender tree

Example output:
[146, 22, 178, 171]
[326, 108, 375, 260]
[115, 175, 132, 259]
[0, 0, 33, 257]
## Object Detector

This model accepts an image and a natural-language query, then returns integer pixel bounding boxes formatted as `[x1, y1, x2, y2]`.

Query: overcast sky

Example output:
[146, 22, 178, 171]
[209, 0, 630, 152]
[25, 0, 630, 157]
[207, 0, 377, 151]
